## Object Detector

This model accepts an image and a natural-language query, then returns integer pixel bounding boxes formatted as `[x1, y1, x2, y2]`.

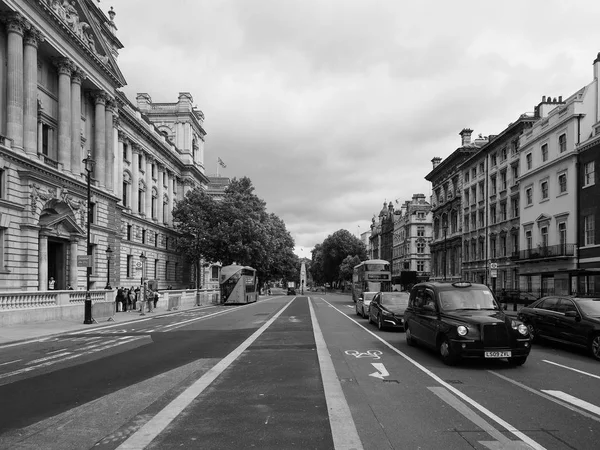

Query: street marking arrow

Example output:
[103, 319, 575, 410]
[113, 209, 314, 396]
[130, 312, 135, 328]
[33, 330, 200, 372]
[369, 362, 389, 379]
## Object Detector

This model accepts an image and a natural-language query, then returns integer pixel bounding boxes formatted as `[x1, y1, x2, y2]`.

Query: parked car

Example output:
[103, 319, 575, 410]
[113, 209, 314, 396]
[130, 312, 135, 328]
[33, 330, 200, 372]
[287, 287, 296, 295]
[517, 296, 600, 360]
[355, 292, 377, 319]
[403, 281, 531, 365]
[368, 291, 410, 330]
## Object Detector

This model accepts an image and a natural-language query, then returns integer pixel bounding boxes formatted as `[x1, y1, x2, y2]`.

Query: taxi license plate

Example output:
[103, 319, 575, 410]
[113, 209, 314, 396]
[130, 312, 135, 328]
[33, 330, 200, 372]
[484, 351, 511, 358]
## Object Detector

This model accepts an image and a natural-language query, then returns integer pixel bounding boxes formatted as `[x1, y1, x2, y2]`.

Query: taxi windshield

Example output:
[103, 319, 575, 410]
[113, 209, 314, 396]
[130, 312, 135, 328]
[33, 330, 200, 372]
[439, 288, 498, 311]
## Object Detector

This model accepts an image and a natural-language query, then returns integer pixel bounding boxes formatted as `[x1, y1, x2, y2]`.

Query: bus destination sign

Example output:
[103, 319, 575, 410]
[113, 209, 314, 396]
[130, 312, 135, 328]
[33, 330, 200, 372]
[367, 274, 390, 280]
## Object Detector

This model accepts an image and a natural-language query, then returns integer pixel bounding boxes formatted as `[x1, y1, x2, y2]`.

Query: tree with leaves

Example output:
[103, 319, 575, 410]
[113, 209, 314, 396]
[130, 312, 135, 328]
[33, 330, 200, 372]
[172, 177, 298, 290]
[310, 230, 367, 287]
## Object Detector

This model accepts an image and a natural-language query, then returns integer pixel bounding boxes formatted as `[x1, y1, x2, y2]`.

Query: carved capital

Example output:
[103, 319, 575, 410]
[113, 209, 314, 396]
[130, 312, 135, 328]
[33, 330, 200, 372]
[1, 12, 26, 36]
[113, 116, 120, 128]
[53, 57, 74, 76]
[92, 90, 107, 105]
[117, 130, 127, 142]
[24, 27, 45, 47]
[71, 67, 87, 84]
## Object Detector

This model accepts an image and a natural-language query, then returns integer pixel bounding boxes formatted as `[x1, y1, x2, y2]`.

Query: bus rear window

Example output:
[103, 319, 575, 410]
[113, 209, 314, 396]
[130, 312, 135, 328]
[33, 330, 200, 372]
[365, 263, 390, 271]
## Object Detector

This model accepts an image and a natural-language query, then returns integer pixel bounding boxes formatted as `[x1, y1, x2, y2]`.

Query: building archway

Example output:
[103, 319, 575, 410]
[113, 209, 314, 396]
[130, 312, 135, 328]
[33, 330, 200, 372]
[38, 200, 85, 290]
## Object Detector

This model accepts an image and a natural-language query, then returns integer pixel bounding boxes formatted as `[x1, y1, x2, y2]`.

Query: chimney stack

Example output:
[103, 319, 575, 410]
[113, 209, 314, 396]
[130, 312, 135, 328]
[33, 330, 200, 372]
[431, 157, 442, 169]
[459, 128, 473, 146]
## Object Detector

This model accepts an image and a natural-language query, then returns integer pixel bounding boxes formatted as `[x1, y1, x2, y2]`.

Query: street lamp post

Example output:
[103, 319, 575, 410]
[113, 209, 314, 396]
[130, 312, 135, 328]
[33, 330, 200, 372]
[82, 152, 95, 324]
[140, 252, 147, 315]
[442, 223, 449, 282]
[105, 245, 113, 289]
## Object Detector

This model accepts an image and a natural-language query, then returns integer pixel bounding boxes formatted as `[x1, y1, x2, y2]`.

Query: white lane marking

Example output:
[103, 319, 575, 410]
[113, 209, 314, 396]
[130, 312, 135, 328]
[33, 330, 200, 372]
[489, 371, 600, 423]
[369, 363, 389, 380]
[0, 359, 22, 367]
[26, 352, 72, 365]
[116, 299, 295, 450]
[345, 350, 382, 359]
[429, 387, 512, 445]
[47, 348, 68, 354]
[0, 353, 83, 380]
[543, 360, 600, 380]
[541, 390, 600, 416]
[319, 297, 545, 450]
[309, 299, 364, 450]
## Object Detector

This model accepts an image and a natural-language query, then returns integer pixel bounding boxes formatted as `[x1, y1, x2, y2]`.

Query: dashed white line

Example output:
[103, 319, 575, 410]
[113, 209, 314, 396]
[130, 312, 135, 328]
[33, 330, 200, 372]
[543, 360, 600, 380]
[0, 359, 22, 367]
[27, 352, 72, 365]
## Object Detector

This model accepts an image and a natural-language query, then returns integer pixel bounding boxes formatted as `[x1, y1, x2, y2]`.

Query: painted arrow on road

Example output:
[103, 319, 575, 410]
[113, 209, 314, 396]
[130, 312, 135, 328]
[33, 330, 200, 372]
[369, 362, 389, 379]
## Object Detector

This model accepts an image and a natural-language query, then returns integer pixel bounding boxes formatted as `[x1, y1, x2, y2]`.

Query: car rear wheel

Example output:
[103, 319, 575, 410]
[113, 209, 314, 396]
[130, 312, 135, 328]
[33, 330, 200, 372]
[589, 334, 600, 361]
[405, 325, 415, 346]
[377, 314, 385, 331]
[508, 356, 527, 366]
[439, 336, 458, 365]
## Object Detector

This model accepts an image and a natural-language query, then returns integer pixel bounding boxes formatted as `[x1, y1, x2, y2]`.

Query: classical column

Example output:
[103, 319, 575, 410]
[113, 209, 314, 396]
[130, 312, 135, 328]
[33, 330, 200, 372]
[23, 27, 43, 155]
[70, 69, 85, 175]
[131, 145, 140, 212]
[5, 13, 25, 149]
[70, 239, 79, 288]
[93, 91, 107, 187]
[39, 234, 48, 291]
[104, 99, 115, 191]
[55, 58, 73, 171]
[157, 164, 164, 224]
[117, 131, 125, 203]
[145, 155, 153, 218]
[167, 171, 174, 227]
[37, 118, 43, 154]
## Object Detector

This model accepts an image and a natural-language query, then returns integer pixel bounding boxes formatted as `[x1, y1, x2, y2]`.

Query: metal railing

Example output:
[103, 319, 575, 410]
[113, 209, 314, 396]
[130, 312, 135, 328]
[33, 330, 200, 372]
[511, 243, 575, 261]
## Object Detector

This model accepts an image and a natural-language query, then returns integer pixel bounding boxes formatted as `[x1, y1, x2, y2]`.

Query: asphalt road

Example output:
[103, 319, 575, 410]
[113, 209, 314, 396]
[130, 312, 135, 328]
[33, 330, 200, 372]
[0, 293, 599, 449]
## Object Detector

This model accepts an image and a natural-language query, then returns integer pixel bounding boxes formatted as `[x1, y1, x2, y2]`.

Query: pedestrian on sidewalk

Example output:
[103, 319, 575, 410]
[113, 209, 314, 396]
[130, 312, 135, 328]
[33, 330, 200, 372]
[134, 286, 140, 311]
[115, 287, 126, 312]
[153, 290, 160, 309]
[145, 283, 153, 312]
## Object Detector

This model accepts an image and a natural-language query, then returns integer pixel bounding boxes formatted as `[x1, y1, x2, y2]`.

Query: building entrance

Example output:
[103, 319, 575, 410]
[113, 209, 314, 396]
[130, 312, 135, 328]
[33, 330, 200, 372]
[48, 239, 67, 290]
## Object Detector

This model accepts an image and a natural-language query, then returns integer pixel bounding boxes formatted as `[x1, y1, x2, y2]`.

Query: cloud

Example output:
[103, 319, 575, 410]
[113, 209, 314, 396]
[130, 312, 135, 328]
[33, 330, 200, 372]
[111, 0, 600, 255]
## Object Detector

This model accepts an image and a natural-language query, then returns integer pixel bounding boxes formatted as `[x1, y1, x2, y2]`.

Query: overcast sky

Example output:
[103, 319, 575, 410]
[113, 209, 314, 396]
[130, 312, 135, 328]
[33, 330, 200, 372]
[107, 0, 600, 260]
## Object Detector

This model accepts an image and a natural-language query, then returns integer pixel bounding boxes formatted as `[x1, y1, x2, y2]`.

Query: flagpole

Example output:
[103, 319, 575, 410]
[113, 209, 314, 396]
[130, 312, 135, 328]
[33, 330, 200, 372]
[216, 158, 219, 176]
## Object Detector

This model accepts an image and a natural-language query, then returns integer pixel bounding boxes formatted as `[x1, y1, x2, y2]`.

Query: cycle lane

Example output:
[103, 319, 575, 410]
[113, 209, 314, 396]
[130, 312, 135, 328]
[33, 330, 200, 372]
[312, 296, 547, 450]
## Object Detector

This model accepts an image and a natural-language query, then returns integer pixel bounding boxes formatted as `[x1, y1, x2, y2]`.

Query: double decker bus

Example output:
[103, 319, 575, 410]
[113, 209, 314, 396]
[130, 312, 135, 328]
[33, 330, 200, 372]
[220, 264, 258, 304]
[352, 259, 391, 303]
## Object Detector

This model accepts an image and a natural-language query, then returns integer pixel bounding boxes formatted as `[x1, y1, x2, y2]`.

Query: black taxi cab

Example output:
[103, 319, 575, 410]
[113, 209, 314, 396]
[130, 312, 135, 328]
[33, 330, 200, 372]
[403, 281, 532, 365]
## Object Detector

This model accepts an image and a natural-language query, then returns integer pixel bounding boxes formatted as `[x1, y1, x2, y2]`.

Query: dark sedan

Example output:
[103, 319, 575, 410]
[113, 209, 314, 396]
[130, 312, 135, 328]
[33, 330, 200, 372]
[517, 296, 600, 360]
[404, 282, 531, 365]
[368, 292, 409, 331]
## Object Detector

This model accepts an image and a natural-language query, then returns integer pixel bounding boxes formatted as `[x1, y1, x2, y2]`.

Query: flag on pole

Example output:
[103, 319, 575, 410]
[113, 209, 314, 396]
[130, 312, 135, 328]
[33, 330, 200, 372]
[218, 157, 227, 168]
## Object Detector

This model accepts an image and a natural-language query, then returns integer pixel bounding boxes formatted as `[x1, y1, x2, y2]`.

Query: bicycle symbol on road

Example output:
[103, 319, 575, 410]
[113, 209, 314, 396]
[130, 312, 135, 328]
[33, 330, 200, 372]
[345, 350, 382, 360]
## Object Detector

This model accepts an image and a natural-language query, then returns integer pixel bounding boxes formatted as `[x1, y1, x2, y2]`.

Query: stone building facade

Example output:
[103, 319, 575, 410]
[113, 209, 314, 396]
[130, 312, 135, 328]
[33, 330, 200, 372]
[391, 193, 432, 289]
[425, 129, 489, 282]
[0, 1, 208, 292]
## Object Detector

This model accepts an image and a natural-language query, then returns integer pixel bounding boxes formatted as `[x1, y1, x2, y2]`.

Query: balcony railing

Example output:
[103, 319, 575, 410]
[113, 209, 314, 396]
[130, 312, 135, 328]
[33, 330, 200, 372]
[512, 243, 575, 261]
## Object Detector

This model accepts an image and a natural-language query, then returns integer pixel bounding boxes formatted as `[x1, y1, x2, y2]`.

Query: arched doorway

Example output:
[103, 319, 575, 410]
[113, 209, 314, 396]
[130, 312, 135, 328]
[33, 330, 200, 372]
[38, 200, 85, 291]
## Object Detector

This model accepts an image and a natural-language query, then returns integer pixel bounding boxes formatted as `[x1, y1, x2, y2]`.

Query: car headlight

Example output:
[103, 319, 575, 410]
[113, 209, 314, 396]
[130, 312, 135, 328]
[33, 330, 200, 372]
[511, 320, 528, 335]
[457, 325, 468, 336]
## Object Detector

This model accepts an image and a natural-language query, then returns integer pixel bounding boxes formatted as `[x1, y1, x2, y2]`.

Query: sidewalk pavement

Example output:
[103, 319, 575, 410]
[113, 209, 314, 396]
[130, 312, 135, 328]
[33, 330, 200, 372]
[0, 302, 203, 347]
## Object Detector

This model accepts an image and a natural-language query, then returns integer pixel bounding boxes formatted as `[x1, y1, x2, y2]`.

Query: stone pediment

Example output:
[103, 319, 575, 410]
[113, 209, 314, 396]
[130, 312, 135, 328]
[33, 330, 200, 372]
[535, 213, 551, 223]
[41, 0, 126, 86]
[40, 212, 85, 237]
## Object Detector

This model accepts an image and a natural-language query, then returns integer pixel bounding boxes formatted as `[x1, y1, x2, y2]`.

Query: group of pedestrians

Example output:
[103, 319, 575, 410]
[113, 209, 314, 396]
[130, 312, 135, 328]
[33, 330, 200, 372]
[115, 285, 160, 314]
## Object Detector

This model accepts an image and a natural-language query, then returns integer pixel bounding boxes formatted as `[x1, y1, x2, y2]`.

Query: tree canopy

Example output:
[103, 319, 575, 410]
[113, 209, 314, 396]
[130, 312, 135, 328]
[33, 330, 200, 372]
[310, 229, 367, 285]
[172, 177, 299, 284]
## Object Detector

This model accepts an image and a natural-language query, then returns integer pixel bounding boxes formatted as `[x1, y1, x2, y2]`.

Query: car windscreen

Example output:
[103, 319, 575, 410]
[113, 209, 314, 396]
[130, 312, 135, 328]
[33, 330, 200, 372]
[363, 292, 377, 302]
[576, 299, 600, 316]
[381, 293, 409, 310]
[439, 288, 498, 311]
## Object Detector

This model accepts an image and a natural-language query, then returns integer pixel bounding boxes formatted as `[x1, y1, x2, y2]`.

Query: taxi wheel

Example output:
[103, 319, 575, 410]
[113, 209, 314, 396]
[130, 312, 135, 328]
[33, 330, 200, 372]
[590, 334, 600, 361]
[439, 336, 458, 365]
[377, 314, 385, 331]
[405, 325, 415, 347]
